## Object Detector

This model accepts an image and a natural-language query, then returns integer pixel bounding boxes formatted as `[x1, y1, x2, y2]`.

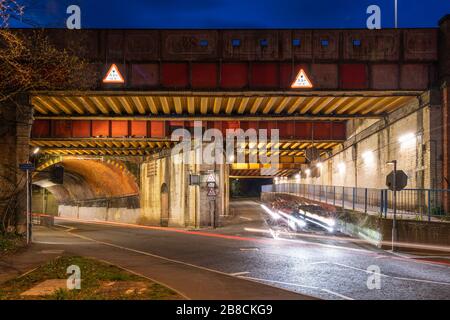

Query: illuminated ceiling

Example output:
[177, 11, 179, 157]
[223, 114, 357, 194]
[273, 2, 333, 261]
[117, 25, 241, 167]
[31, 91, 418, 118]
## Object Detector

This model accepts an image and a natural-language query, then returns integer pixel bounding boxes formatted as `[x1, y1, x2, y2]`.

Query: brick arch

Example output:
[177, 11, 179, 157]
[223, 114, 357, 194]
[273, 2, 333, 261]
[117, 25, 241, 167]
[34, 157, 139, 204]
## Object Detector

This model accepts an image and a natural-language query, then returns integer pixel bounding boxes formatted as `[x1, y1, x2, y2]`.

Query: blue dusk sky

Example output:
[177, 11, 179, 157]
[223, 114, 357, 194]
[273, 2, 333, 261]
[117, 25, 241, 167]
[9, 0, 450, 29]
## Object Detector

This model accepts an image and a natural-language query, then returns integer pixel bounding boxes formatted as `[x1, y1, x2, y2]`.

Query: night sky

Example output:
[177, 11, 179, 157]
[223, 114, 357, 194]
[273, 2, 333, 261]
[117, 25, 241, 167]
[9, 0, 450, 29]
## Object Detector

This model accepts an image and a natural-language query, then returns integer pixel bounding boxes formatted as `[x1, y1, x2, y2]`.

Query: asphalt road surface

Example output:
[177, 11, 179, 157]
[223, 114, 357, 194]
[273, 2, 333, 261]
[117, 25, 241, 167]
[53, 200, 450, 300]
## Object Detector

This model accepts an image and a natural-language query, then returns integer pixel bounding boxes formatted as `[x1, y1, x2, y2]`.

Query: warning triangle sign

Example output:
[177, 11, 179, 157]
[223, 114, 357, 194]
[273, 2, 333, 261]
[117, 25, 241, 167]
[206, 173, 216, 183]
[207, 188, 217, 196]
[291, 69, 313, 89]
[103, 64, 125, 84]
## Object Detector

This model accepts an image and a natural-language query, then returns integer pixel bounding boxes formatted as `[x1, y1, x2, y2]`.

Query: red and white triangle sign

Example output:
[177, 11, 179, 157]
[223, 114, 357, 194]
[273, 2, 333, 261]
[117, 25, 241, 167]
[291, 69, 313, 89]
[103, 64, 125, 84]
[207, 188, 217, 196]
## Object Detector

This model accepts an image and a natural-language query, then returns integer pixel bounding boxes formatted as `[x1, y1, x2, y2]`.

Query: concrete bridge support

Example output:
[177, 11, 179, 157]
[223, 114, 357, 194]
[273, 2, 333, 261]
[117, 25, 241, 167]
[440, 15, 450, 211]
[140, 149, 229, 228]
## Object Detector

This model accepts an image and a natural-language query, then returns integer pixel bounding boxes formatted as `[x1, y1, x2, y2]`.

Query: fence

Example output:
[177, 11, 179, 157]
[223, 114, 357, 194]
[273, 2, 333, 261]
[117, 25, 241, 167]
[261, 183, 450, 221]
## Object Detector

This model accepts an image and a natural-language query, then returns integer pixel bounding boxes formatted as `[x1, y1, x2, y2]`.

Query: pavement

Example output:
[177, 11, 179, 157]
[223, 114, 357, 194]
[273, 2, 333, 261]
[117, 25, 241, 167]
[2, 199, 450, 300]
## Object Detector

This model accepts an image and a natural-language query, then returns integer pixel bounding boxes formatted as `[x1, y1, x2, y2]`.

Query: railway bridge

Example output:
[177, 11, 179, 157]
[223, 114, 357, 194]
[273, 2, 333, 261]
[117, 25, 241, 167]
[2, 15, 449, 229]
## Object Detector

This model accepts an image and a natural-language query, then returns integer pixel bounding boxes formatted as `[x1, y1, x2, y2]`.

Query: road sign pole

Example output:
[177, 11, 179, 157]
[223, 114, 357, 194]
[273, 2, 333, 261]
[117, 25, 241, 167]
[19, 162, 35, 245]
[392, 160, 397, 252]
[26, 169, 30, 245]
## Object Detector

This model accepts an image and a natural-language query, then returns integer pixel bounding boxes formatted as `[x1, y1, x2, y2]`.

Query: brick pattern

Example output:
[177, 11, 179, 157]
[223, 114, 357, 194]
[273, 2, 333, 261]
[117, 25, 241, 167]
[0, 96, 32, 233]
[39, 28, 441, 91]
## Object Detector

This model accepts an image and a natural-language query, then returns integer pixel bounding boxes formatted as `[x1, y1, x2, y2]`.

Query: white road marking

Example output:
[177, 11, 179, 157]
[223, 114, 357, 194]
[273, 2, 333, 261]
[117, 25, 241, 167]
[239, 276, 319, 290]
[40, 250, 65, 254]
[240, 275, 354, 300]
[240, 248, 259, 251]
[230, 271, 250, 276]
[239, 216, 253, 221]
[309, 261, 329, 265]
[320, 289, 354, 300]
[330, 262, 450, 286]
[32, 241, 88, 245]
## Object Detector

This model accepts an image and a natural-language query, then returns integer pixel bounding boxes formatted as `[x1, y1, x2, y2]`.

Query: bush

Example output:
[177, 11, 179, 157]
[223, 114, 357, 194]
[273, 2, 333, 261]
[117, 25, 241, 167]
[0, 233, 25, 255]
[431, 207, 446, 216]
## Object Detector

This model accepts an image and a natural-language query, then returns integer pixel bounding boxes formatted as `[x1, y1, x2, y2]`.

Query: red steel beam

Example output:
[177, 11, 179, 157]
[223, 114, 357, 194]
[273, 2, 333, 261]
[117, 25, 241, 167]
[31, 119, 346, 141]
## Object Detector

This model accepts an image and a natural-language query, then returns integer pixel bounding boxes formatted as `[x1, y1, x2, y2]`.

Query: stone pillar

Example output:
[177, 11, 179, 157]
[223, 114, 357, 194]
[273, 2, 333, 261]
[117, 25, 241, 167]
[439, 15, 450, 211]
[0, 94, 33, 233]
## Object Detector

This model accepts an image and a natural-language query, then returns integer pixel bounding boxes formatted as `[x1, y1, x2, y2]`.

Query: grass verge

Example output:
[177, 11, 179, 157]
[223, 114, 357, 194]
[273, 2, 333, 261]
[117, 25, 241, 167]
[0, 255, 183, 300]
[0, 233, 26, 256]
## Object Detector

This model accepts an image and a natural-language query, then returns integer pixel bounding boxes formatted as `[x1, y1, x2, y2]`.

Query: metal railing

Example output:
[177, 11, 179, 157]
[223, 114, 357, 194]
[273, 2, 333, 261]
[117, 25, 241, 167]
[261, 183, 450, 222]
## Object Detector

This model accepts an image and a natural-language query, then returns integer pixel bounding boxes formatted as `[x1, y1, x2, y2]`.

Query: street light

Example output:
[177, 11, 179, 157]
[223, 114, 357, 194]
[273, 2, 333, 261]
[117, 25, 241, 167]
[394, 0, 398, 28]
[32, 147, 40, 155]
[387, 160, 397, 252]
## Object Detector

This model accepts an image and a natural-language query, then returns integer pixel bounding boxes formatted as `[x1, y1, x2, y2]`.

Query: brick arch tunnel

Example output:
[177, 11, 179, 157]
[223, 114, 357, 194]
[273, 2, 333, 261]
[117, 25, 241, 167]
[33, 157, 141, 223]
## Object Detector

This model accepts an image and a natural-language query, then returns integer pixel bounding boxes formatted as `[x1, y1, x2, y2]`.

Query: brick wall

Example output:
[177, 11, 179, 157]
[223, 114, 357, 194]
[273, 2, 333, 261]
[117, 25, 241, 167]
[298, 91, 442, 190]
[0, 95, 32, 233]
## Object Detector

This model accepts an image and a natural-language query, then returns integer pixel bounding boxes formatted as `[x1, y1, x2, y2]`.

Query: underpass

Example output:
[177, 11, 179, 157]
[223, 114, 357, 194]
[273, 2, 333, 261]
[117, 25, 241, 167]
[1, 16, 450, 301]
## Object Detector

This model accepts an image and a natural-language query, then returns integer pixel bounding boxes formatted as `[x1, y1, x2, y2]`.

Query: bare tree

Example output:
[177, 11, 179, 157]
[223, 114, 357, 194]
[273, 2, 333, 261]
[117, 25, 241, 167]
[0, 0, 24, 27]
[0, 1, 97, 233]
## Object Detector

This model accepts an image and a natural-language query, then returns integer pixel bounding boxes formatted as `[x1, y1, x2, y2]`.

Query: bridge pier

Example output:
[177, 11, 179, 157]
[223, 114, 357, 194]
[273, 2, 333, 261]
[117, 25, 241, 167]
[440, 16, 450, 212]
[0, 94, 33, 233]
[140, 149, 229, 228]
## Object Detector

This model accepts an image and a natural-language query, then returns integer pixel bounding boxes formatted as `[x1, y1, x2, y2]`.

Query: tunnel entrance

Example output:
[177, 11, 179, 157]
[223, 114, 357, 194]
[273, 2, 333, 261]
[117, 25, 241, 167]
[32, 157, 140, 223]
[230, 178, 273, 199]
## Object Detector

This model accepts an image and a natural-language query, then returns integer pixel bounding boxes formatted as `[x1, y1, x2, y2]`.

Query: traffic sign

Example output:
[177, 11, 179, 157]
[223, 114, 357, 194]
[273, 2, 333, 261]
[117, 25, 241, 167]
[103, 64, 125, 84]
[386, 170, 408, 191]
[49, 165, 64, 185]
[189, 174, 200, 186]
[19, 163, 35, 171]
[207, 182, 216, 188]
[291, 69, 313, 89]
[207, 188, 217, 197]
[206, 172, 216, 183]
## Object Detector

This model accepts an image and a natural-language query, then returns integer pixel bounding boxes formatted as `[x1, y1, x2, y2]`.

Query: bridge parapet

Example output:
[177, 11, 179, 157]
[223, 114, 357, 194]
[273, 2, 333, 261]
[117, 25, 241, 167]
[17, 26, 443, 92]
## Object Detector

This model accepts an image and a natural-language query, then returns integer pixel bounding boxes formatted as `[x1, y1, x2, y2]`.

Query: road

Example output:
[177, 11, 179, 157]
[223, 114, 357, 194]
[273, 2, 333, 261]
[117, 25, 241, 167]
[47, 199, 450, 300]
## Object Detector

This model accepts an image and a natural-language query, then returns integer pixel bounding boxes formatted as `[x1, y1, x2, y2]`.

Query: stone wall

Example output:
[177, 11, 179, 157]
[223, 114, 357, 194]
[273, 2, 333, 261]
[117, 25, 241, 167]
[140, 148, 228, 228]
[32, 188, 58, 215]
[297, 90, 442, 190]
[58, 205, 140, 224]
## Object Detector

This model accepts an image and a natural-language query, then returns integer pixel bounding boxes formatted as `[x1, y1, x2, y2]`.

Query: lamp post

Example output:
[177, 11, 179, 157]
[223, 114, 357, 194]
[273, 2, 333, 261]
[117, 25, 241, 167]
[387, 160, 397, 251]
[394, 0, 398, 28]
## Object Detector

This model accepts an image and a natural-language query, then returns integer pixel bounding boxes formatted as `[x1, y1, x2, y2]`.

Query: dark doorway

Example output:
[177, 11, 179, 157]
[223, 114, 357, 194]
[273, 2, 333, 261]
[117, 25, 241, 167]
[230, 178, 273, 198]
[160, 183, 169, 227]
